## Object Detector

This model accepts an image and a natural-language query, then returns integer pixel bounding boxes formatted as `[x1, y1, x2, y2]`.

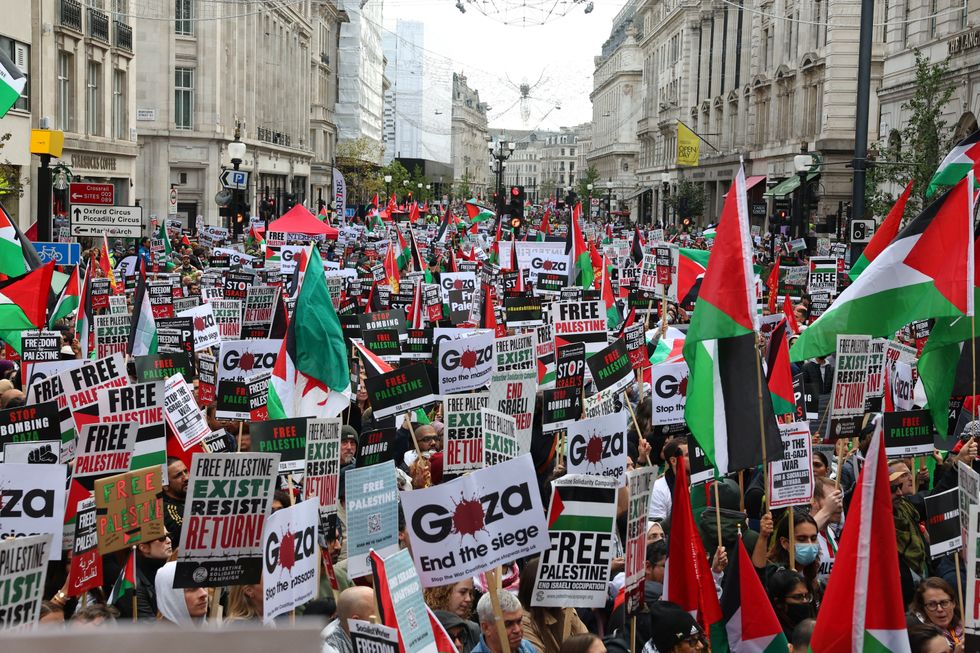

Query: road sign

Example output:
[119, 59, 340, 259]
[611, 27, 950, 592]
[215, 189, 232, 207]
[70, 204, 143, 238]
[219, 169, 249, 190]
[69, 183, 114, 205]
[35, 242, 81, 265]
[850, 219, 875, 244]
[590, 198, 600, 206]
[168, 187, 178, 216]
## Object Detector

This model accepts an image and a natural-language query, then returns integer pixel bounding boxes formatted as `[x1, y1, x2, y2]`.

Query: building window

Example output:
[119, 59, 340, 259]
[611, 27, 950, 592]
[930, 0, 938, 37]
[963, 0, 969, 28]
[0, 37, 29, 112]
[112, 68, 126, 139]
[175, 0, 193, 36]
[86, 60, 102, 136]
[57, 51, 73, 131]
[174, 67, 194, 130]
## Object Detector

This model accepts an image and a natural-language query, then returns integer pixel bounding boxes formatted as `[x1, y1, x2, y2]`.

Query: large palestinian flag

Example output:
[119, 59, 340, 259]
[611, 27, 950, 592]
[268, 247, 351, 419]
[0, 49, 25, 118]
[792, 172, 975, 361]
[682, 166, 783, 475]
[566, 204, 594, 289]
[0, 262, 55, 354]
[926, 129, 980, 197]
[765, 319, 796, 417]
[849, 181, 912, 281]
[808, 428, 912, 652]
[127, 262, 158, 356]
[721, 535, 789, 653]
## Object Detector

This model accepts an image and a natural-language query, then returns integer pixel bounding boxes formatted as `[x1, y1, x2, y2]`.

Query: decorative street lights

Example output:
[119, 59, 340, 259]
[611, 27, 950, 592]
[587, 182, 594, 217]
[489, 136, 515, 215]
[660, 172, 671, 228]
[384, 174, 392, 199]
[793, 147, 814, 240]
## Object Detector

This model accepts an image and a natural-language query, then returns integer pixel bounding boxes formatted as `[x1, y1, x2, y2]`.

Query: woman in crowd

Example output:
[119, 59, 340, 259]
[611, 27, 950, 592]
[766, 568, 816, 639]
[154, 561, 209, 626]
[754, 510, 823, 604]
[907, 624, 959, 653]
[423, 578, 476, 621]
[908, 578, 964, 651]
[226, 582, 264, 622]
[559, 634, 605, 653]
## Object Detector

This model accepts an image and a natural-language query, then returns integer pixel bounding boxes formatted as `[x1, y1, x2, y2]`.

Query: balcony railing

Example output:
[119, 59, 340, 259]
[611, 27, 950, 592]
[114, 21, 132, 51]
[89, 8, 109, 43]
[59, 0, 82, 30]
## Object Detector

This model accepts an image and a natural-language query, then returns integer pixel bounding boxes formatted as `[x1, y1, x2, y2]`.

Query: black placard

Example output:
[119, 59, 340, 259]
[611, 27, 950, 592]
[363, 363, 437, 420]
[586, 338, 633, 394]
[504, 296, 543, 327]
[882, 409, 935, 458]
[133, 352, 193, 383]
[356, 427, 396, 467]
[249, 417, 307, 472]
[555, 340, 586, 390]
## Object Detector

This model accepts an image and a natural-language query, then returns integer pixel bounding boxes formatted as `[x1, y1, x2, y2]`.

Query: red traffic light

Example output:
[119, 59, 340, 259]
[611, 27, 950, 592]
[511, 186, 520, 196]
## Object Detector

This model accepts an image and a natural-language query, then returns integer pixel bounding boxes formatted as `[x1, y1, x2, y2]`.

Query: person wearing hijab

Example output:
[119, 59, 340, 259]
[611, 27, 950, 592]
[154, 561, 208, 625]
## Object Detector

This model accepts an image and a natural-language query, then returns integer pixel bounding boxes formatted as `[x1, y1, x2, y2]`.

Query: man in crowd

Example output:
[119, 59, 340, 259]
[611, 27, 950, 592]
[472, 591, 537, 653]
[115, 532, 173, 620]
[163, 457, 189, 545]
[340, 425, 358, 467]
[322, 587, 378, 653]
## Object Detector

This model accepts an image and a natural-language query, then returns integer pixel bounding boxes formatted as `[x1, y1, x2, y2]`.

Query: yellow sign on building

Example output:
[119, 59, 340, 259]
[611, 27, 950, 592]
[676, 122, 699, 167]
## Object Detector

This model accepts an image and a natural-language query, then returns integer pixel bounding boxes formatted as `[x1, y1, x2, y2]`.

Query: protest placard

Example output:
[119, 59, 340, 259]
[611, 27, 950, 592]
[586, 338, 633, 394]
[532, 474, 618, 607]
[349, 620, 400, 653]
[163, 373, 210, 450]
[959, 461, 979, 541]
[0, 534, 52, 631]
[542, 387, 580, 432]
[0, 464, 65, 560]
[177, 303, 221, 351]
[216, 339, 282, 419]
[497, 240, 568, 283]
[243, 285, 280, 333]
[0, 401, 61, 463]
[376, 549, 438, 653]
[423, 284, 443, 323]
[148, 280, 176, 319]
[648, 362, 688, 426]
[863, 338, 888, 411]
[66, 497, 102, 597]
[94, 466, 164, 554]
[247, 372, 270, 421]
[924, 487, 961, 558]
[482, 408, 518, 467]
[21, 330, 60, 363]
[197, 353, 217, 404]
[72, 421, 137, 488]
[584, 387, 621, 418]
[965, 505, 980, 640]
[400, 454, 549, 587]
[555, 340, 586, 390]
[359, 309, 409, 342]
[624, 465, 657, 615]
[488, 368, 537, 456]
[358, 428, 396, 467]
[767, 422, 814, 509]
[827, 335, 871, 439]
[553, 301, 607, 356]
[251, 417, 307, 473]
[504, 296, 543, 327]
[443, 393, 490, 473]
[882, 410, 935, 457]
[211, 299, 243, 340]
[133, 352, 193, 384]
[435, 330, 494, 394]
[304, 418, 341, 520]
[624, 323, 649, 371]
[97, 380, 166, 475]
[364, 363, 438, 420]
[175, 453, 278, 587]
[494, 332, 535, 374]
[261, 498, 319, 622]
[156, 317, 194, 356]
[565, 411, 628, 486]
[402, 328, 433, 363]
[224, 271, 254, 300]
[345, 461, 400, 578]
[439, 272, 476, 307]
[808, 256, 838, 296]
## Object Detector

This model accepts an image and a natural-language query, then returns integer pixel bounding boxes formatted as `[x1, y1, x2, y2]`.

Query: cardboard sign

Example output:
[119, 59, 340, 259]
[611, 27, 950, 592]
[175, 453, 278, 587]
[211, 299, 243, 340]
[565, 411, 628, 486]
[345, 461, 400, 578]
[863, 338, 888, 409]
[223, 271, 254, 300]
[423, 284, 443, 323]
[243, 285, 280, 335]
[156, 316, 194, 356]
[365, 363, 438, 420]
[216, 339, 282, 419]
[767, 422, 814, 508]
[61, 352, 130, 438]
[553, 301, 607, 356]
[349, 620, 399, 653]
[21, 330, 61, 363]
[72, 421, 137, 487]
[624, 323, 649, 371]
[488, 369, 537, 456]
[638, 254, 658, 291]
[98, 381, 167, 475]
[400, 454, 549, 587]
[827, 335, 871, 440]
[363, 329, 402, 364]
[586, 338, 633, 395]
[537, 272, 566, 295]
[94, 466, 164, 555]
[148, 280, 176, 319]
[66, 498, 102, 597]
[493, 333, 535, 374]
[925, 487, 962, 558]
[133, 352, 193, 384]
[163, 374, 210, 450]
[532, 475, 618, 607]
[0, 401, 61, 463]
[443, 393, 490, 473]
[197, 353, 217, 404]
[251, 417, 308, 473]
[808, 256, 838, 296]
[649, 362, 689, 426]
[655, 246, 673, 287]
[0, 465, 66, 560]
[177, 303, 221, 351]
[882, 410, 935, 457]
[357, 428, 396, 467]
[247, 372, 270, 421]
[497, 240, 568, 283]
[261, 499, 319, 622]
[402, 328, 432, 362]
[624, 466, 657, 615]
[375, 549, 438, 653]
[482, 408, 518, 467]
[0, 534, 52, 631]
[304, 418, 341, 519]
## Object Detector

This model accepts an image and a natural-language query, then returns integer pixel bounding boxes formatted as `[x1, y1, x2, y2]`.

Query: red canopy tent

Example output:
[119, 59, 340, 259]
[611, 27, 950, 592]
[267, 205, 339, 239]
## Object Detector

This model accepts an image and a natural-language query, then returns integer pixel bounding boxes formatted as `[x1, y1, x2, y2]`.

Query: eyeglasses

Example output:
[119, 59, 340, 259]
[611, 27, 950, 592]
[680, 634, 704, 647]
[153, 533, 172, 543]
[786, 592, 813, 603]
[924, 599, 954, 612]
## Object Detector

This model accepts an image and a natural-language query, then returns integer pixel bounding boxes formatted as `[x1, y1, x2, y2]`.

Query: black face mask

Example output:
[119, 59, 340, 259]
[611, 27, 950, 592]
[785, 602, 814, 625]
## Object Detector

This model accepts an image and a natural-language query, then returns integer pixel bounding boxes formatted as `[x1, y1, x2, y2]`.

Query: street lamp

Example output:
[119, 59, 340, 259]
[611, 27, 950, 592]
[383, 174, 392, 199]
[606, 179, 614, 222]
[228, 124, 247, 234]
[489, 138, 516, 215]
[793, 147, 814, 240]
[660, 172, 671, 229]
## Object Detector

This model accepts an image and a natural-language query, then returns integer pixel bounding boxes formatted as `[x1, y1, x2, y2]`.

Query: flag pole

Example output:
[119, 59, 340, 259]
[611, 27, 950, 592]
[788, 513, 795, 571]
[131, 545, 137, 623]
[755, 344, 769, 512]
[955, 553, 965, 617]
[712, 480, 723, 551]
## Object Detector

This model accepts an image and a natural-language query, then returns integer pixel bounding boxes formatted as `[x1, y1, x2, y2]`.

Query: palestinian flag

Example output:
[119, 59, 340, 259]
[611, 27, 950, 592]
[792, 172, 975, 361]
[464, 198, 494, 225]
[384, 242, 400, 293]
[683, 166, 782, 474]
[849, 181, 913, 281]
[721, 535, 789, 653]
[809, 427, 912, 653]
[600, 254, 621, 331]
[127, 262, 158, 356]
[677, 247, 710, 307]
[108, 547, 137, 605]
[354, 340, 394, 377]
[408, 225, 425, 271]
[395, 227, 412, 271]
[664, 456, 726, 651]
[76, 263, 94, 359]
[782, 294, 800, 333]
[630, 227, 645, 265]
[765, 319, 796, 416]
[926, 129, 980, 198]
[546, 482, 616, 533]
[157, 222, 174, 258]
[0, 262, 55, 354]
[649, 327, 686, 365]
[539, 209, 552, 236]
[49, 263, 81, 327]
[268, 247, 351, 419]
[566, 204, 594, 289]
[0, 49, 26, 118]
[0, 202, 41, 279]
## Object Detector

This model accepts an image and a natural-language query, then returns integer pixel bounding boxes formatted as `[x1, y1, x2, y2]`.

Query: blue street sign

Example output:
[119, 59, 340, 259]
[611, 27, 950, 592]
[35, 242, 81, 265]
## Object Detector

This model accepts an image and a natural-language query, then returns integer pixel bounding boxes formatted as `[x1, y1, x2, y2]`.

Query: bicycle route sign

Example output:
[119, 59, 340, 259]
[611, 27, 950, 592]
[35, 242, 81, 265]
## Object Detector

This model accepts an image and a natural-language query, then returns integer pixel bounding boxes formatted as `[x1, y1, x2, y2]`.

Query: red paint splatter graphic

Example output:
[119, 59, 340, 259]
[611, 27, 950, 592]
[678, 376, 689, 397]
[239, 352, 256, 372]
[450, 494, 488, 541]
[460, 349, 477, 369]
[585, 435, 604, 464]
[542, 261, 554, 270]
[193, 316, 206, 331]
[279, 530, 297, 571]
[453, 280, 464, 290]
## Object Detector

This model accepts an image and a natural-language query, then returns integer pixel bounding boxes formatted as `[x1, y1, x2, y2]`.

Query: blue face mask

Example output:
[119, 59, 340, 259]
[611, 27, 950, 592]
[794, 543, 820, 565]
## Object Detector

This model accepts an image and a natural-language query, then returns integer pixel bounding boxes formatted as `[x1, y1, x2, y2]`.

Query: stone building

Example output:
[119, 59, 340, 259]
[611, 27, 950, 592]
[451, 72, 490, 199]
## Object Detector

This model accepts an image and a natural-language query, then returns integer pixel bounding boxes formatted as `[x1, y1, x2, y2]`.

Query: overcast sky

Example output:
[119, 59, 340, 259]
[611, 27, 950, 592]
[381, 0, 628, 132]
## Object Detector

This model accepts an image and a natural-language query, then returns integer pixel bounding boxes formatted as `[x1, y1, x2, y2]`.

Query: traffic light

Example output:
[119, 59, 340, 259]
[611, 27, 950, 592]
[508, 185, 525, 218]
[776, 209, 789, 222]
[509, 215, 524, 232]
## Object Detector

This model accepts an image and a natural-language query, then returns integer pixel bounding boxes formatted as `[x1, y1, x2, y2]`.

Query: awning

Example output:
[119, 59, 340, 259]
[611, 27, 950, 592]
[624, 187, 651, 201]
[722, 175, 767, 198]
[763, 172, 819, 199]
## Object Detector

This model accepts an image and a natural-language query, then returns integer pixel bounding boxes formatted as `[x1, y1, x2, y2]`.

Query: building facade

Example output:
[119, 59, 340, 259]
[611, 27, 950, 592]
[336, 0, 385, 164]
[539, 128, 582, 200]
[0, 1, 34, 226]
[450, 72, 490, 198]
[309, 2, 347, 213]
